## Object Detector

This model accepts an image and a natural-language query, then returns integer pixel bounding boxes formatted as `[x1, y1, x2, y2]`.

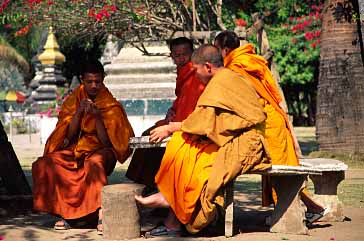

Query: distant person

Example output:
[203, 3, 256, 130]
[32, 60, 134, 234]
[126, 37, 206, 193]
[134, 45, 271, 237]
[214, 30, 327, 223]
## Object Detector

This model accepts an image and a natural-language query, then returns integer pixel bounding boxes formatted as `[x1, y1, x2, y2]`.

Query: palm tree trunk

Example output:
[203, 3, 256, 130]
[316, 0, 364, 154]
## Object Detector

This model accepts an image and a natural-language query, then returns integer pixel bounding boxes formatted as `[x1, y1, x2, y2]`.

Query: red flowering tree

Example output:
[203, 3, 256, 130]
[0, 0, 230, 46]
[267, 3, 324, 125]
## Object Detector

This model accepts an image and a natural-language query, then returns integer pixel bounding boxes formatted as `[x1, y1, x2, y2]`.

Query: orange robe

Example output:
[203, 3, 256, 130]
[156, 68, 271, 233]
[32, 85, 134, 219]
[224, 44, 299, 205]
[126, 61, 205, 186]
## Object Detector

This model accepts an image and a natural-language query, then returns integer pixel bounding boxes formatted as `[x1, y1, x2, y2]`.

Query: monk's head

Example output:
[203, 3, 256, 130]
[191, 44, 224, 84]
[169, 37, 193, 68]
[80, 60, 105, 100]
[214, 30, 240, 59]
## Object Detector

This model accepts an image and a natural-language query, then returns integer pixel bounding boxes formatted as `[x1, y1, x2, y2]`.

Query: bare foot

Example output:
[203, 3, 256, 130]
[135, 192, 170, 208]
[97, 208, 102, 235]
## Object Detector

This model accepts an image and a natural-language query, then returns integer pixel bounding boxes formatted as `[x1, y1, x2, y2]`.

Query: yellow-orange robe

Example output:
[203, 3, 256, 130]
[126, 61, 205, 186]
[32, 85, 134, 219]
[155, 68, 271, 233]
[224, 44, 299, 205]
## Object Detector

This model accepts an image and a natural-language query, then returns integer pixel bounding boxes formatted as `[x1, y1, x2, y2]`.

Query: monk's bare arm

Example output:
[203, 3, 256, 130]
[95, 117, 112, 147]
[88, 104, 112, 147]
[149, 122, 182, 143]
[64, 108, 83, 146]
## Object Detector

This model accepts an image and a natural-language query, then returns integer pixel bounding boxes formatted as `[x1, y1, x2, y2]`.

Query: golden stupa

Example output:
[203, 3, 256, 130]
[38, 26, 65, 65]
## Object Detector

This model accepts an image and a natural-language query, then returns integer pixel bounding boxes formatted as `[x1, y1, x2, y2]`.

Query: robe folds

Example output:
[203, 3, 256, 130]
[32, 85, 134, 219]
[126, 61, 205, 186]
[155, 68, 272, 233]
[224, 44, 299, 205]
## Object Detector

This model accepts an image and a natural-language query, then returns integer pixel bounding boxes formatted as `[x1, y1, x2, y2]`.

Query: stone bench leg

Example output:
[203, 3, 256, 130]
[309, 171, 345, 222]
[102, 183, 144, 240]
[270, 175, 308, 235]
[224, 181, 234, 237]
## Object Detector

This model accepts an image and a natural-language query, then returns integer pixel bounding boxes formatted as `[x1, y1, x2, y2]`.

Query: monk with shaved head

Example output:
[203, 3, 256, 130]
[135, 44, 271, 237]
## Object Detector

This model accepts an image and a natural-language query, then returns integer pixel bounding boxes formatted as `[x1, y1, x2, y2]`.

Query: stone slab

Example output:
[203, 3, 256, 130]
[300, 158, 348, 171]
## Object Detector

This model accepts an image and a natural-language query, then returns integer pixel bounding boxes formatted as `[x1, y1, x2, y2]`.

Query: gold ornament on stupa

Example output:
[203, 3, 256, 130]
[38, 26, 65, 65]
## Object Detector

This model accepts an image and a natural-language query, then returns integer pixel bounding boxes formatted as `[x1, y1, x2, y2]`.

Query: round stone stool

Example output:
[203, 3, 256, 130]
[102, 183, 144, 240]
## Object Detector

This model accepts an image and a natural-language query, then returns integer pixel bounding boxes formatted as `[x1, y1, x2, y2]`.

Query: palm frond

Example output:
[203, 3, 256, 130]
[0, 44, 30, 74]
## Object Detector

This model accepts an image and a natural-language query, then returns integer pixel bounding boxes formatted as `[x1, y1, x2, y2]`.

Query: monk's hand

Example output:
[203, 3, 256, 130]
[88, 103, 102, 119]
[78, 99, 93, 115]
[149, 125, 171, 143]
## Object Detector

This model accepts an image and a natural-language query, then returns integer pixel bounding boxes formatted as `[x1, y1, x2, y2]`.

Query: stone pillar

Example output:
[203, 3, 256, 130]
[310, 171, 346, 222]
[102, 183, 144, 240]
[32, 26, 66, 104]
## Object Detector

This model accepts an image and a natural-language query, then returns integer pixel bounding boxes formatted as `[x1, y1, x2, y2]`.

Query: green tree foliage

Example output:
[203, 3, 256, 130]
[232, 1, 324, 125]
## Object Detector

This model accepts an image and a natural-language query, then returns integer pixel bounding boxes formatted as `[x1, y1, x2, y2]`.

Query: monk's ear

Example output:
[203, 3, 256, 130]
[205, 62, 212, 73]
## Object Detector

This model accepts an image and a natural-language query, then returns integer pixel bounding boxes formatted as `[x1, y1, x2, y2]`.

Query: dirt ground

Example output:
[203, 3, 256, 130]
[1, 132, 364, 241]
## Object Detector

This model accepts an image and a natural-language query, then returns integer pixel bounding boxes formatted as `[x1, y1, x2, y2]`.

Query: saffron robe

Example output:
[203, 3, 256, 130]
[126, 61, 205, 186]
[224, 44, 299, 205]
[155, 68, 271, 233]
[32, 85, 134, 219]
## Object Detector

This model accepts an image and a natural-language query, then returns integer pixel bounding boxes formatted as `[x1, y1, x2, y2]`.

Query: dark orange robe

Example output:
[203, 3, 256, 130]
[171, 61, 205, 122]
[126, 61, 205, 186]
[32, 85, 134, 219]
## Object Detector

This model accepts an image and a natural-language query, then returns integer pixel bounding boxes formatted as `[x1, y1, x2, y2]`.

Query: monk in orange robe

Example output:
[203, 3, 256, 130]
[135, 45, 271, 237]
[126, 37, 205, 189]
[214, 30, 326, 220]
[32, 60, 134, 232]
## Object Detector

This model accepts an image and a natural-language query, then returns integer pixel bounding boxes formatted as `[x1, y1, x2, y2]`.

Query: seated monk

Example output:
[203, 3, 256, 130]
[32, 60, 134, 233]
[214, 30, 327, 223]
[126, 37, 206, 192]
[135, 45, 271, 237]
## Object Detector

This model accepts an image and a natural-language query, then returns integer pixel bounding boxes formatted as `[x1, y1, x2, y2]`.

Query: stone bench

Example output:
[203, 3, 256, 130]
[224, 165, 322, 237]
[128, 137, 326, 235]
[300, 157, 348, 222]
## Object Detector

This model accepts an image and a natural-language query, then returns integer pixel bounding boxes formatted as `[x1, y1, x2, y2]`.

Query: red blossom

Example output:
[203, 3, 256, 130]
[15, 25, 31, 36]
[235, 18, 247, 27]
[315, 30, 321, 37]
[88, 8, 95, 17]
[109, 5, 117, 12]
[4, 23, 11, 28]
[47, 1, 53, 6]
[305, 31, 314, 41]
[99, 9, 110, 18]
[311, 41, 317, 48]
[95, 13, 103, 21]
[1, 0, 10, 9]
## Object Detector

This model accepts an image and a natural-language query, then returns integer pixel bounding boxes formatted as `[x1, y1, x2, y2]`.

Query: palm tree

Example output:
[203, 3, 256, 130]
[0, 38, 29, 74]
[316, 0, 364, 154]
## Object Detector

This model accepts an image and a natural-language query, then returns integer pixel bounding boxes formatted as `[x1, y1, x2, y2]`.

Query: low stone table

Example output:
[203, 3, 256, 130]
[300, 158, 348, 222]
[102, 183, 144, 240]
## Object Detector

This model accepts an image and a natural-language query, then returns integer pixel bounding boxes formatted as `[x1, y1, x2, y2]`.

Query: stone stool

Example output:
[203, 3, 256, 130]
[102, 183, 144, 240]
[300, 158, 348, 222]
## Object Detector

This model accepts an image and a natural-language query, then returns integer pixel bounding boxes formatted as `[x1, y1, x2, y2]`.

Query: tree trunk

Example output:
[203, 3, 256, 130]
[316, 0, 364, 154]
